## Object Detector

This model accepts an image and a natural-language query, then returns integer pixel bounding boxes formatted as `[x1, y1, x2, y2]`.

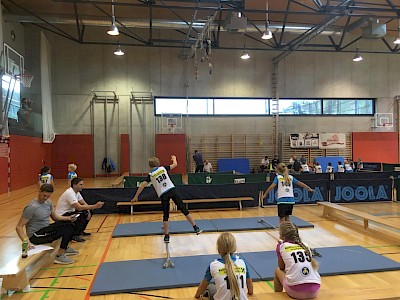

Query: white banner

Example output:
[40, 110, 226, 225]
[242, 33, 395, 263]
[319, 133, 346, 149]
[289, 133, 319, 148]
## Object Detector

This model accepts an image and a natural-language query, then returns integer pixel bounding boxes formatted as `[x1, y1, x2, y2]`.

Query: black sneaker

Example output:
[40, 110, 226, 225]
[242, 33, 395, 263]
[72, 236, 85, 242]
[81, 231, 91, 236]
[163, 234, 170, 243]
[194, 226, 203, 235]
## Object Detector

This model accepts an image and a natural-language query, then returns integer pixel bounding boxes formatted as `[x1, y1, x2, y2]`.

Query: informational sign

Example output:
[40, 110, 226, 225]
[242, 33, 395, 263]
[319, 133, 346, 149]
[290, 133, 319, 148]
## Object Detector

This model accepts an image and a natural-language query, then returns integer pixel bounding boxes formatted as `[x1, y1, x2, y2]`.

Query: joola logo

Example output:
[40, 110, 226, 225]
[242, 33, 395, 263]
[266, 187, 324, 204]
[334, 185, 388, 201]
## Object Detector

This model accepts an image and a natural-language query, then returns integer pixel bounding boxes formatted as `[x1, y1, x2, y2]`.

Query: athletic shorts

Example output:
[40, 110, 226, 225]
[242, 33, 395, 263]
[283, 279, 320, 300]
[278, 203, 293, 217]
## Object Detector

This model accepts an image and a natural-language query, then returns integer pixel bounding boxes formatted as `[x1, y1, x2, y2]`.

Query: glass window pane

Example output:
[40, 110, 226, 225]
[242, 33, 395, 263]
[2, 75, 21, 120]
[155, 98, 187, 115]
[279, 99, 321, 115]
[187, 98, 212, 115]
[214, 99, 268, 115]
[323, 99, 374, 115]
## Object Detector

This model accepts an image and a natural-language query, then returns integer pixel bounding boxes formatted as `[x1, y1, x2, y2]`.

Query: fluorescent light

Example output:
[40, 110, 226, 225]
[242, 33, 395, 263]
[241, 50, 250, 60]
[114, 45, 124, 56]
[394, 36, 400, 44]
[353, 47, 362, 62]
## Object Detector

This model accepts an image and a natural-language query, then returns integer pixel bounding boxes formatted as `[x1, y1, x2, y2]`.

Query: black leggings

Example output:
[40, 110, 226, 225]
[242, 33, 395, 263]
[161, 189, 189, 221]
[29, 222, 75, 250]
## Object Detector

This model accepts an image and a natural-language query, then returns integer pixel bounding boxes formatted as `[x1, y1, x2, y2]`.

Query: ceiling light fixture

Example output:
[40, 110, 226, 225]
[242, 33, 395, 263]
[114, 44, 124, 56]
[261, 0, 273, 40]
[240, 44, 250, 60]
[394, 20, 400, 44]
[107, 0, 119, 36]
[353, 47, 363, 62]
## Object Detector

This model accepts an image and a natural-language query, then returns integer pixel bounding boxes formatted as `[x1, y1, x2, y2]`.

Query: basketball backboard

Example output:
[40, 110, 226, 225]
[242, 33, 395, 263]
[3, 44, 24, 77]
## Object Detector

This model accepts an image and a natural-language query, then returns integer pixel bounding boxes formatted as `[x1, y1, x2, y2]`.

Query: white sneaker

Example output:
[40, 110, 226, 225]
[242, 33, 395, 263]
[54, 254, 74, 264]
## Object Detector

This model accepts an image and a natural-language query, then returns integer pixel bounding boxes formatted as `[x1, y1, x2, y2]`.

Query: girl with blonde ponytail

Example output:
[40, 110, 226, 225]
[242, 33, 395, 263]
[262, 163, 314, 223]
[274, 221, 321, 299]
[195, 233, 253, 300]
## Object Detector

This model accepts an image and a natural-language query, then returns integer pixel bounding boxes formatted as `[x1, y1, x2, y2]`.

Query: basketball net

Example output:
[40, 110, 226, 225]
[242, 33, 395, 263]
[19, 74, 34, 88]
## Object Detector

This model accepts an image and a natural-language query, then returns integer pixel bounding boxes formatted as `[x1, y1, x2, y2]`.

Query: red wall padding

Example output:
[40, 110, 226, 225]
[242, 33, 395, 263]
[120, 134, 130, 174]
[9, 135, 49, 190]
[0, 157, 8, 194]
[155, 134, 186, 174]
[51, 134, 94, 178]
[352, 132, 398, 164]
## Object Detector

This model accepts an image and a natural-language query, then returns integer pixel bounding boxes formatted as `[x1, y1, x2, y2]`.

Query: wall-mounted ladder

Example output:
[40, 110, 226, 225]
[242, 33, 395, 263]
[271, 62, 280, 157]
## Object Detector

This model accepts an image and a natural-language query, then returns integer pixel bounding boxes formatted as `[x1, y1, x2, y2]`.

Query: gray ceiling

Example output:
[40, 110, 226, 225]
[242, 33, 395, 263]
[3, 0, 400, 61]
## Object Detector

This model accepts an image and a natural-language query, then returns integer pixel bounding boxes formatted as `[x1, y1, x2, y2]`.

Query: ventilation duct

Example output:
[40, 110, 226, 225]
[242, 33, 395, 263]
[362, 18, 386, 39]
[223, 12, 247, 33]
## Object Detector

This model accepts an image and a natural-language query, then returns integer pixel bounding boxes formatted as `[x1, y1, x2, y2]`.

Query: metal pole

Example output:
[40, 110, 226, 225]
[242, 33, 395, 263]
[90, 99, 96, 177]
[105, 96, 108, 177]
[129, 96, 133, 174]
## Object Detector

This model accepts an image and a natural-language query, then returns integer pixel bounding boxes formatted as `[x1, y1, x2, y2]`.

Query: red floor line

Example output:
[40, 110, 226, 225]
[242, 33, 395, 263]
[96, 215, 108, 233]
[84, 214, 121, 300]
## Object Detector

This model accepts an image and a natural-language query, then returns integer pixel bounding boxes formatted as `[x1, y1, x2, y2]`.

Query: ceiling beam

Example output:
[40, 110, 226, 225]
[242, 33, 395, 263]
[273, 0, 354, 63]
[7, 0, 78, 42]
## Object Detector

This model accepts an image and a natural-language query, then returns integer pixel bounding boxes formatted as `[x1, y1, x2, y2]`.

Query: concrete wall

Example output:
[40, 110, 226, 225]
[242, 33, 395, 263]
[21, 26, 399, 173]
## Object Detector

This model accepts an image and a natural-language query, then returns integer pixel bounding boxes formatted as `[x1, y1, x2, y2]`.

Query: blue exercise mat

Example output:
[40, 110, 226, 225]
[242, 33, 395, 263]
[112, 216, 314, 237]
[209, 216, 313, 232]
[240, 245, 400, 280]
[90, 254, 260, 296]
[90, 245, 400, 295]
[113, 219, 217, 237]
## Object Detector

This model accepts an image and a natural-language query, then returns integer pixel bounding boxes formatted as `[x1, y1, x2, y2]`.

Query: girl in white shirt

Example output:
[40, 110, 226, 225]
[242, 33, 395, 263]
[195, 232, 253, 300]
[275, 222, 321, 299]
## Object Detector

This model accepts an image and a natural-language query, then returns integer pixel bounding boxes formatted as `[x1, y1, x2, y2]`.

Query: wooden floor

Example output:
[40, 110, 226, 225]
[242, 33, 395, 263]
[1, 178, 400, 300]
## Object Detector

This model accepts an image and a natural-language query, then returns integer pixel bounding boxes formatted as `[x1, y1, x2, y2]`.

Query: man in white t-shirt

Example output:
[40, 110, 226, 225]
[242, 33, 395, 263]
[203, 160, 213, 173]
[56, 178, 104, 242]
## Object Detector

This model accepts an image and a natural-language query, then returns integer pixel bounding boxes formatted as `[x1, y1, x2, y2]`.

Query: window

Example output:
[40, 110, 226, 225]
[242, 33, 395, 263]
[2, 74, 21, 120]
[279, 99, 321, 115]
[214, 98, 268, 115]
[323, 99, 374, 115]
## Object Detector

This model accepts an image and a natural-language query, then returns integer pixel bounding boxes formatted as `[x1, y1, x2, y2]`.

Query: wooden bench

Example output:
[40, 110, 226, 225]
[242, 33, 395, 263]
[111, 172, 130, 187]
[0, 239, 61, 292]
[182, 197, 254, 211]
[318, 201, 400, 243]
[117, 197, 254, 215]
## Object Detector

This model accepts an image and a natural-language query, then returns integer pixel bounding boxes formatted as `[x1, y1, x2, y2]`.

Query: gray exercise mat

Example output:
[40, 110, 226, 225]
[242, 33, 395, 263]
[112, 216, 313, 237]
[209, 216, 313, 232]
[240, 245, 400, 280]
[90, 245, 400, 295]
[113, 219, 217, 237]
[90, 254, 260, 296]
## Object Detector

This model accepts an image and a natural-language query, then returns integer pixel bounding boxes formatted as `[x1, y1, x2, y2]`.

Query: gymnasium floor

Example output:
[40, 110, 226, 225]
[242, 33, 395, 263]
[1, 178, 400, 300]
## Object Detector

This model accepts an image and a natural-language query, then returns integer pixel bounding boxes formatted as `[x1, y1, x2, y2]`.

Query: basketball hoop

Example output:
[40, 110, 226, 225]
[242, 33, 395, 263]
[19, 74, 34, 88]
